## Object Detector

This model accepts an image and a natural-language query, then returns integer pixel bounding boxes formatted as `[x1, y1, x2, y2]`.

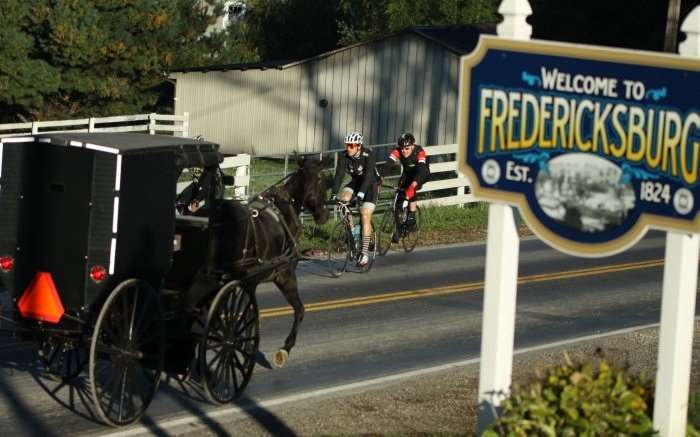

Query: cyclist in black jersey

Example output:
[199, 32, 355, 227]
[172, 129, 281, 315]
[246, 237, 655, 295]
[331, 131, 379, 267]
[384, 132, 430, 242]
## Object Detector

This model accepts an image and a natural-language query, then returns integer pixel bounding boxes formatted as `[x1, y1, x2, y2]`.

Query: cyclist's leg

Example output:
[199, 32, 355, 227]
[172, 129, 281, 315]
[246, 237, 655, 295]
[339, 182, 356, 226]
[408, 172, 426, 213]
[396, 175, 410, 223]
[358, 184, 377, 265]
[339, 185, 354, 202]
[406, 173, 425, 229]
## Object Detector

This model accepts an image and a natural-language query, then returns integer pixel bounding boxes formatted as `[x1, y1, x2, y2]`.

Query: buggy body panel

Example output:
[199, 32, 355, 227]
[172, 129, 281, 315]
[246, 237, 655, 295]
[0, 133, 222, 321]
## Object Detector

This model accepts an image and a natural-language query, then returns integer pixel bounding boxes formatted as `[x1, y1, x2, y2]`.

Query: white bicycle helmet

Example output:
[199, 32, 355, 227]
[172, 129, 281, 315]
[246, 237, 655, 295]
[344, 131, 363, 144]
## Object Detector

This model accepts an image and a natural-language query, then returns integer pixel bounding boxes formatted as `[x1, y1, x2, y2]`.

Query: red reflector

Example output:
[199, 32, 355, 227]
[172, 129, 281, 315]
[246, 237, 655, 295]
[0, 256, 13, 272]
[90, 265, 107, 283]
[18, 272, 65, 324]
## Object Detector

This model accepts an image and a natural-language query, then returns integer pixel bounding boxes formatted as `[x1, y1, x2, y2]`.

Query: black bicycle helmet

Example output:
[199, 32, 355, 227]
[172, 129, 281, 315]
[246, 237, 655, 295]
[397, 132, 416, 147]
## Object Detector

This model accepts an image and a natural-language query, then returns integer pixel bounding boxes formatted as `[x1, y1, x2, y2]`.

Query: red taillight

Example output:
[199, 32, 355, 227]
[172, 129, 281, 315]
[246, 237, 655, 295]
[0, 256, 14, 272]
[90, 265, 108, 283]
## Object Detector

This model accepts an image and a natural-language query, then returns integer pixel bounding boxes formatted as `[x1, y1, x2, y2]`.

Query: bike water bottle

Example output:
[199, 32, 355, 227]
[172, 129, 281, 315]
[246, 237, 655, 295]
[352, 224, 361, 241]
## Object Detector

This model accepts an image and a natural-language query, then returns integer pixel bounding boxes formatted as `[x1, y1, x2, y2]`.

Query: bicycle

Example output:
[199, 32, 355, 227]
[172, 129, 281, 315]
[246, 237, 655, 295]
[326, 199, 377, 277]
[377, 185, 421, 255]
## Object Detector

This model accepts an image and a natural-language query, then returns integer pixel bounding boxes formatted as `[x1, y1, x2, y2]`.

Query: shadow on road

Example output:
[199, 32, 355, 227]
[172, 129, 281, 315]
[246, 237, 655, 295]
[155, 375, 298, 436]
[0, 370, 59, 437]
[238, 394, 298, 436]
[297, 256, 337, 278]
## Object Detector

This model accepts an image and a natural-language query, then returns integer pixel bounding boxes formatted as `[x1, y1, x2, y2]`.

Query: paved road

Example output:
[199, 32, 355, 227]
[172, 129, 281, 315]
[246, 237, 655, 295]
[0, 231, 687, 436]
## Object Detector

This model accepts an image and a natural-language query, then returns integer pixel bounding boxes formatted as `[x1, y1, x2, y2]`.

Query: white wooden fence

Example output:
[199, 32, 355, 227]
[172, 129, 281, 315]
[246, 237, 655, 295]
[0, 112, 189, 138]
[246, 143, 474, 208]
[0, 113, 469, 206]
[413, 144, 474, 207]
[176, 154, 252, 201]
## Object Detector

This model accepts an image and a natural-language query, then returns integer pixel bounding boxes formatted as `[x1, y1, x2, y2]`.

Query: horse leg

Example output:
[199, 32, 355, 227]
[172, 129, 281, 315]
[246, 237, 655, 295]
[272, 269, 304, 368]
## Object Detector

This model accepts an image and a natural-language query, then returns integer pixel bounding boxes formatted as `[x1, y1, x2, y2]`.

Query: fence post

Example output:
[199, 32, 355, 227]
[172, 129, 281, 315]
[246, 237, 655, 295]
[284, 154, 289, 176]
[234, 154, 250, 200]
[31, 121, 39, 135]
[652, 7, 700, 437]
[88, 117, 95, 132]
[457, 172, 465, 208]
[477, 0, 531, 434]
[149, 113, 156, 135]
[182, 112, 189, 138]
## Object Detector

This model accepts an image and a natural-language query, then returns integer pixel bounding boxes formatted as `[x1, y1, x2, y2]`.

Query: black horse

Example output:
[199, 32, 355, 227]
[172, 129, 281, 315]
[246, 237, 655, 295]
[211, 155, 331, 367]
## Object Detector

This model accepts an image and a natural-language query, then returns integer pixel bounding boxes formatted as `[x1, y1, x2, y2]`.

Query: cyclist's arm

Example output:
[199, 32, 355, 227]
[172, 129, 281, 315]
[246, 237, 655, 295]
[380, 149, 401, 177]
[331, 153, 347, 195]
[358, 152, 377, 196]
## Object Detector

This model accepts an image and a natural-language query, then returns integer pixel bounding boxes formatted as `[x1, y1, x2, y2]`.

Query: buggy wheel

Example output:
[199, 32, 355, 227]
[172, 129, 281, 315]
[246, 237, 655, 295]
[200, 281, 260, 404]
[376, 208, 394, 256]
[89, 279, 165, 427]
[402, 206, 421, 253]
[327, 221, 350, 277]
[39, 336, 87, 381]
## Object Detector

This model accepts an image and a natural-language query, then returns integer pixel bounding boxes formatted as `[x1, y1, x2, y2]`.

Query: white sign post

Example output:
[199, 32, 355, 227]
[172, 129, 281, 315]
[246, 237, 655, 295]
[476, 0, 531, 432]
[473, 2, 700, 436]
[653, 10, 700, 436]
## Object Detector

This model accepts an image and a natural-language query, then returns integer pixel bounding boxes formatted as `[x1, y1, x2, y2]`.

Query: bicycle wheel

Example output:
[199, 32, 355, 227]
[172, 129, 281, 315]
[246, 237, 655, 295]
[328, 221, 350, 277]
[402, 206, 421, 253]
[377, 207, 395, 256]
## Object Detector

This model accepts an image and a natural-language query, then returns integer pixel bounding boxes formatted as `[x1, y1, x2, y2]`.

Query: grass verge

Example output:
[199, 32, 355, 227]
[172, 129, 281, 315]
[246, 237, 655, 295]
[299, 202, 505, 253]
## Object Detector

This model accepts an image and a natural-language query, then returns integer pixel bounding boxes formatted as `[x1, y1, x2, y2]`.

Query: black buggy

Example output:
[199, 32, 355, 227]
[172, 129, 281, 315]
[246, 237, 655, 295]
[0, 133, 267, 426]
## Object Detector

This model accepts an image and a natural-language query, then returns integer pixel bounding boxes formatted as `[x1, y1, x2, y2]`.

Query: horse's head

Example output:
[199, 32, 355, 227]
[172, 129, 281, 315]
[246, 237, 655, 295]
[287, 154, 331, 224]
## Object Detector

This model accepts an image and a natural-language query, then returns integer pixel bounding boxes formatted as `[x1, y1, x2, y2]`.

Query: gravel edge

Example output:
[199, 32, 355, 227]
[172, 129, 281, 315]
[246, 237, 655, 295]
[173, 322, 700, 436]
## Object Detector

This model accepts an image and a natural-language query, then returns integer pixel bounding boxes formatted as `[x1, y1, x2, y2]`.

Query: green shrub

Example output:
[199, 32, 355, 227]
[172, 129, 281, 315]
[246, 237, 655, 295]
[483, 357, 655, 437]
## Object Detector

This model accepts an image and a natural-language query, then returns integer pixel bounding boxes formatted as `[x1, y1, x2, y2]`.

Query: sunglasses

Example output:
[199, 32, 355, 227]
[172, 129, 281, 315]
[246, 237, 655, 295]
[345, 143, 359, 148]
[401, 145, 414, 150]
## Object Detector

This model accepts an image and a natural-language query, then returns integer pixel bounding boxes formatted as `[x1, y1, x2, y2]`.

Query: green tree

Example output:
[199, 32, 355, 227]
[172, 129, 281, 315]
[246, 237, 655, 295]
[1, 0, 226, 122]
[0, 0, 60, 121]
[338, 0, 499, 45]
[226, 0, 340, 61]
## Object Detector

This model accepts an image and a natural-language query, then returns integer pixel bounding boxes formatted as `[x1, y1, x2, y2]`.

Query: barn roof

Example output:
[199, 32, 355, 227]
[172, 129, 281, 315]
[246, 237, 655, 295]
[170, 24, 494, 74]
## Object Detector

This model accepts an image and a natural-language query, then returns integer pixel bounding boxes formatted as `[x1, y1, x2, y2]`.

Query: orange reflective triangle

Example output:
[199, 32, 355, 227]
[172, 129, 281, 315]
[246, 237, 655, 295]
[18, 272, 65, 324]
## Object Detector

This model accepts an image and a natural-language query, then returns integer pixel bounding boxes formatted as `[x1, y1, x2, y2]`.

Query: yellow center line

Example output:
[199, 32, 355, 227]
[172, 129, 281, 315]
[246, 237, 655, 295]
[260, 258, 665, 318]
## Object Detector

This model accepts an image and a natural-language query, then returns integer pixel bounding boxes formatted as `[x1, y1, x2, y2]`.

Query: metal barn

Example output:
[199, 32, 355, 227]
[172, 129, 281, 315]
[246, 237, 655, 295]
[172, 25, 492, 155]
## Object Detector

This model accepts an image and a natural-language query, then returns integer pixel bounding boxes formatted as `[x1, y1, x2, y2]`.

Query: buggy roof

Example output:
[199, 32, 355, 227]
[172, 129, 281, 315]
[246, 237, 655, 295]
[31, 132, 222, 167]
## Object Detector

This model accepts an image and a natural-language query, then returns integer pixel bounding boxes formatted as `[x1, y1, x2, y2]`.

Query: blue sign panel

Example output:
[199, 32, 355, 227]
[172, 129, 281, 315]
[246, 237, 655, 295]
[458, 37, 700, 256]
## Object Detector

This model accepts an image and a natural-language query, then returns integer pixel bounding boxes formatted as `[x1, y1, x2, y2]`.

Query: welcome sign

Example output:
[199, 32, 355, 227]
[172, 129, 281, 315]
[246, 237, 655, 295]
[457, 36, 700, 256]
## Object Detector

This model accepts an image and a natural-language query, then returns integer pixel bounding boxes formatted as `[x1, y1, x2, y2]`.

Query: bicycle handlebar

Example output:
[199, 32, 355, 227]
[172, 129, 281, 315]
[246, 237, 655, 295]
[325, 198, 360, 208]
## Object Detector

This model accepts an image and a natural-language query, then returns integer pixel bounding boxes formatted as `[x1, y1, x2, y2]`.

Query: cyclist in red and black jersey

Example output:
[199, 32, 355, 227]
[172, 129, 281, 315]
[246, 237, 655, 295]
[385, 133, 430, 241]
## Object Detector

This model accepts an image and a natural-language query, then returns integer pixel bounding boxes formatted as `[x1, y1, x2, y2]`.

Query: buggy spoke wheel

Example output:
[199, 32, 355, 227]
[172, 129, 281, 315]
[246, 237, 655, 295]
[377, 208, 394, 256]
[39, 336, 87, 380]
[200, 281, 260, 404]
[327, 221, 350, 277]
[90, 279, 164, 427]
[402, 207, 421, 253]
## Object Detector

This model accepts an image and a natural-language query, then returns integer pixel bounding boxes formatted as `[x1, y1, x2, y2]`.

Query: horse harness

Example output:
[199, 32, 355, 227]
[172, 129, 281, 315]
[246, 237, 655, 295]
[232, 174, 302, 275]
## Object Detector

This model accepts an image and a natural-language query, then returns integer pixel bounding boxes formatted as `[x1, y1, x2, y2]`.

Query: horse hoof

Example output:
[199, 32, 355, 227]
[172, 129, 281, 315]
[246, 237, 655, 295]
[273, 349, 288, 368]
